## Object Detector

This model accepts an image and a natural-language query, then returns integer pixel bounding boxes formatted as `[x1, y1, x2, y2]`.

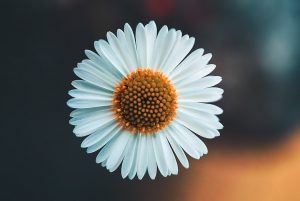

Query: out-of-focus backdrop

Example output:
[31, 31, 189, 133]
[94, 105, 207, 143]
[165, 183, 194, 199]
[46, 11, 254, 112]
[1, 0, 300, 200]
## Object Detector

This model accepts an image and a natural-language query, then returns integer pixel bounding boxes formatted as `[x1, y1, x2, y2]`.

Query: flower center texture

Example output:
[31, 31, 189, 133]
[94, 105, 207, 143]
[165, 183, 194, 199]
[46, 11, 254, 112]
[112, 68, 178, 135]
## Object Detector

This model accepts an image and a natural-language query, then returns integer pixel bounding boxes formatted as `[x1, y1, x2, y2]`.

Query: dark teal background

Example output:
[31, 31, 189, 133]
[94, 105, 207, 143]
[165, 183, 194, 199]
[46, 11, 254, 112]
[1, 0, 299, 200]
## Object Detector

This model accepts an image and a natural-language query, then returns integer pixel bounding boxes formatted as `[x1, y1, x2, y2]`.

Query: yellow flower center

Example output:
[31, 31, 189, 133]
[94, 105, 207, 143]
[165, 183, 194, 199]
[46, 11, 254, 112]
[112, 68, 178, 135]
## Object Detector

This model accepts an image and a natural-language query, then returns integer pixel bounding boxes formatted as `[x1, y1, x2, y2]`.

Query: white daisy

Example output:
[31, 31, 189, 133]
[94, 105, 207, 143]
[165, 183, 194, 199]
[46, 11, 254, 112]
[67, 21, 223, 180]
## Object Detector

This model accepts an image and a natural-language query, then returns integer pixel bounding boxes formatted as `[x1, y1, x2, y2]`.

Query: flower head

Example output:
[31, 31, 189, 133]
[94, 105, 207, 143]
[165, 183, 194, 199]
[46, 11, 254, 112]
[67, 21, 223, 180]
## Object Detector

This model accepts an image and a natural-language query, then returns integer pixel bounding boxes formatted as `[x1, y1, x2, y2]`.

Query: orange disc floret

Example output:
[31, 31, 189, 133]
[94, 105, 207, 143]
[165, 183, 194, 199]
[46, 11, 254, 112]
[112, 68, 178, 135]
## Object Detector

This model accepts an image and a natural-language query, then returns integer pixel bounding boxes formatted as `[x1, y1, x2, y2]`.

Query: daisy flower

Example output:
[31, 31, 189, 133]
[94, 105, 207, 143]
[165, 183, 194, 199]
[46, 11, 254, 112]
[67, 21, 223, 180]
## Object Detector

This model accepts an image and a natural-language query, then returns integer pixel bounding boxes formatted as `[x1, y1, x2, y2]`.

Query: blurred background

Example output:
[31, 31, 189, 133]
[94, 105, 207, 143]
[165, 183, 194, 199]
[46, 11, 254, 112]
[1, 0, 300, 200]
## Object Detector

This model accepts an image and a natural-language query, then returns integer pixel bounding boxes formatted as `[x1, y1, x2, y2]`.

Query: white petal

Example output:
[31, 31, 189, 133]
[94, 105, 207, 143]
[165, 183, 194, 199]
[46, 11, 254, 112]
[109, 134, 134, 172]
[164, 34, 195, 75]
[179, 102, 223, 115]
[168, 48, 203, 79]
[147, 135, 157, 179]
[173, 122, 208, 156]
[144, 21, 157, 67]
[178, 107, 223, 130]
[176, 76, 222, 91]
[84, 50, 103, 65]
[169, 122, 200, 159]
[94, 40, 127, 76]
[195, 64, 216, 77]
[96, 136, 116, 163]
[124, 23, 139, 69]
[67, 98, 111, 109]
[73, 112, 114, 137]
[137, 134, 148, 180]
[106, 132, 131, 170]
[121, 134, 138, 178]
[70, 108, 88, 118]
[116, 29, 136, 72]
[86, 126, 121, 153]
[136, 23, 147, 67]
[69, 108, 111, 125]
[150, 25, 169, 69]
[177, 64, 216, 85]
[101, 159, 107, 167]
[71, 80, 112, 96]
[70, 107, 109, 118]
[165, 127, 189, 168]
[152, 133, 168, 177]
[82, 58, 120, 84]
[106, 31, 131, 74]
[68, 89, 112, 101]
[81, 121, 118, 148]
[178, 87, 224, 103]
[108, 156, 122, 172]
[156, 29, 177, 72]
[83, 52, 121, 81]
[170, 51, 212, 83]
[160, 131, 178, 175]
[128, 164, 137, 179]
[135, 21, 158, 67]
[73, 67, 114, 92]
[175, 110, 218, 139]
[184, 128, 208, 155]
[128, 134, 140, 179]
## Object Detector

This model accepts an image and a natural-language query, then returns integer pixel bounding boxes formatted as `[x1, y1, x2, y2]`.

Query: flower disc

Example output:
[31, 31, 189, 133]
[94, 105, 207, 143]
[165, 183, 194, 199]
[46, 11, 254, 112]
[112, 68, 177, 134]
